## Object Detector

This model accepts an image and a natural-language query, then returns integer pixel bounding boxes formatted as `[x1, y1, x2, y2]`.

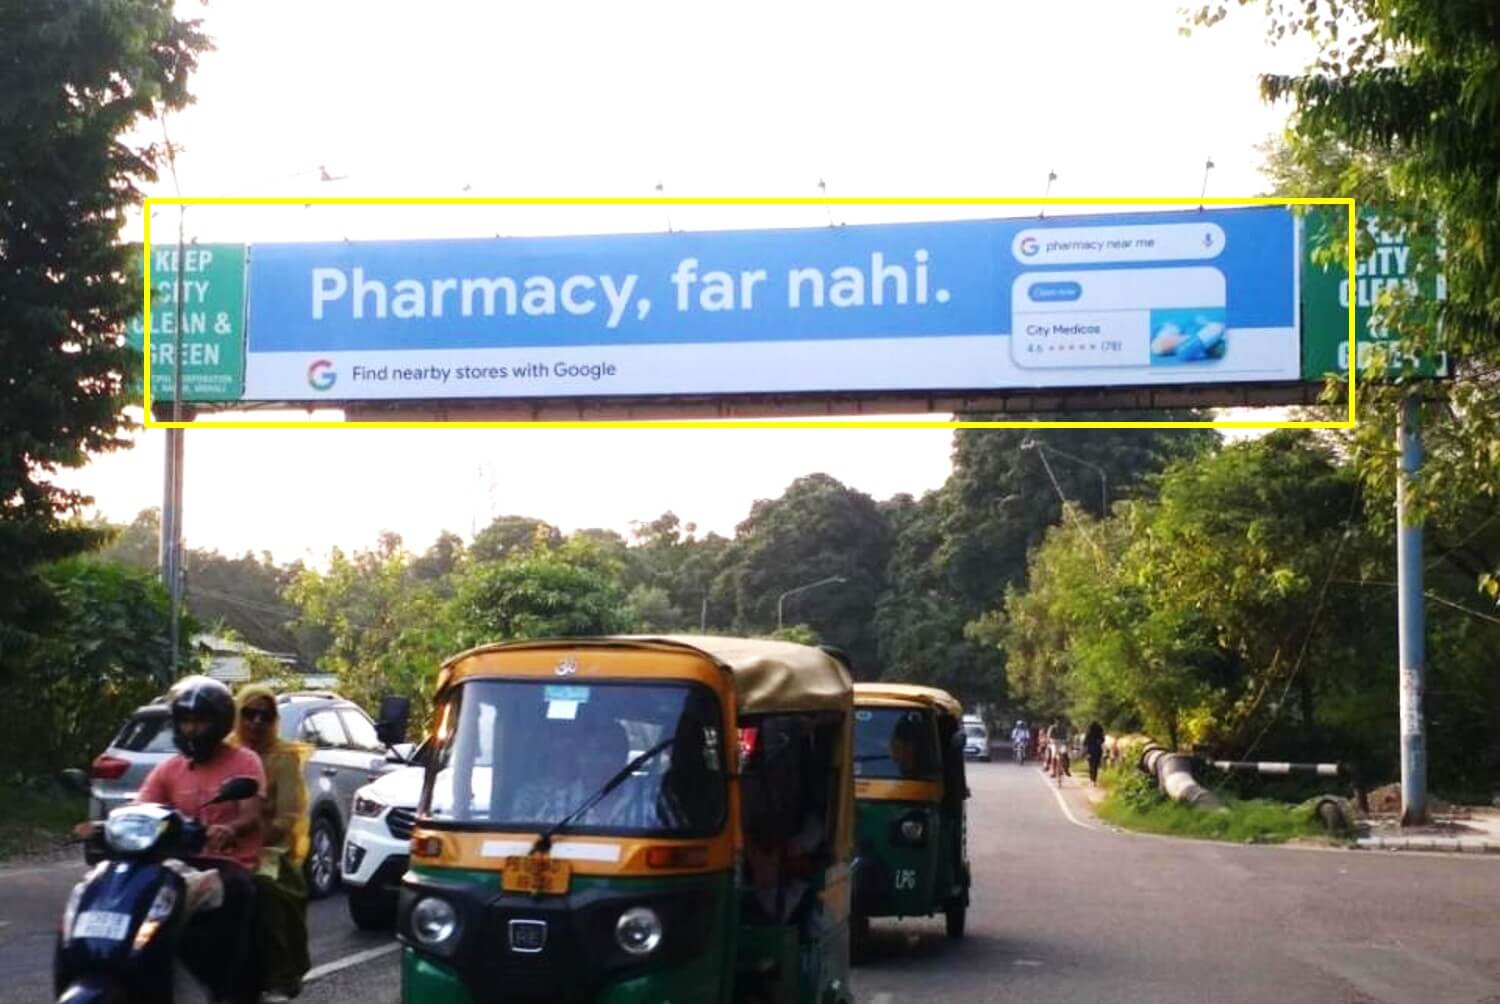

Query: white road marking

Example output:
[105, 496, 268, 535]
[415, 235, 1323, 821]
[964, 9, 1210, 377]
[1037, 770, 1105, 833]
[304, 942, 401, 983]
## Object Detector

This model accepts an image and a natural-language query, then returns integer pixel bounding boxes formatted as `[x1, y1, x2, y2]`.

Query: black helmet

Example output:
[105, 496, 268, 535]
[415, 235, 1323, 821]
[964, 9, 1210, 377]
[166, 675, 235, 762]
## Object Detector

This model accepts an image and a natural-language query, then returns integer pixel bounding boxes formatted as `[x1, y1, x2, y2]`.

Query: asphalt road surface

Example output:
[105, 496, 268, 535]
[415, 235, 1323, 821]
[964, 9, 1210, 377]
[6, 762, 1498, 1003]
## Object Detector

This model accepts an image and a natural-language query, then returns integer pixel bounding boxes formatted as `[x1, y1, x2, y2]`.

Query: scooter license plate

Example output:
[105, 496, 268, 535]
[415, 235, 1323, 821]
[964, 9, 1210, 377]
[74, 910, 132, 941]
[502, 856, 571, 895]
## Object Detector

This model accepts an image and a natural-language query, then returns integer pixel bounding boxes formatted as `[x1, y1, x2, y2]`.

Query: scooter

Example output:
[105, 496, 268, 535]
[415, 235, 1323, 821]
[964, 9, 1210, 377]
[53, 774, 258, 1004]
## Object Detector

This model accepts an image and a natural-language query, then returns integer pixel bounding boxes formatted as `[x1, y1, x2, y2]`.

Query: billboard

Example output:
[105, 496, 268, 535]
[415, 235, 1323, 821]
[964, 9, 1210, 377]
[128, 243, 246, 402]
[1300, 208, 1448, 380]
[241, 207, 1299, 403]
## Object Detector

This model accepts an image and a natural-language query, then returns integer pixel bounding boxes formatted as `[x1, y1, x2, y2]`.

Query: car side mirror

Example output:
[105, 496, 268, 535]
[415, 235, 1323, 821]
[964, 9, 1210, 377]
[376, 696, 411, 746]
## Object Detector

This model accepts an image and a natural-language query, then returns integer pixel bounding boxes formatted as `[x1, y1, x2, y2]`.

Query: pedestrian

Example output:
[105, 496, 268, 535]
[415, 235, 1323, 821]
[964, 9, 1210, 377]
[232, 684, 312, 1002]
[1084, 721, 1106, 786]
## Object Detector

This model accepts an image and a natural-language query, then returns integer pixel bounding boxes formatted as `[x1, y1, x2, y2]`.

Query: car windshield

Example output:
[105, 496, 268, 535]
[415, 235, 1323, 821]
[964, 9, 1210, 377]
[964, 724, 987, 739]
[421, 679, 726, 837]
[113, 712, 176, 754]
[854, 706, 941, 780]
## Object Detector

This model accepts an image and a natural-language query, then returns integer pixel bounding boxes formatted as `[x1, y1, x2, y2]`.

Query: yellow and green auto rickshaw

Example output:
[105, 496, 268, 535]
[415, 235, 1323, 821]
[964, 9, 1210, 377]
[397, 635, 857, 1004]
[849, 683, 971, 954]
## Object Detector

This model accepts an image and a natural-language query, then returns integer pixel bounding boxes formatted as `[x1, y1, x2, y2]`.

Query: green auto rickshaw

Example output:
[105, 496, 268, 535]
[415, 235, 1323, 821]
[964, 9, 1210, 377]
[397, 635, 857, 1004]
[849, 683, 971, 955]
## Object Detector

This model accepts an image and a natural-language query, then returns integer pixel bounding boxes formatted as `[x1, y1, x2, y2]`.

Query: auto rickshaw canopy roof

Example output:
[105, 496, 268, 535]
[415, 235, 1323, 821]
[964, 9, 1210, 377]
[853, 682, 964, 721]
[438, 635, 852, 716]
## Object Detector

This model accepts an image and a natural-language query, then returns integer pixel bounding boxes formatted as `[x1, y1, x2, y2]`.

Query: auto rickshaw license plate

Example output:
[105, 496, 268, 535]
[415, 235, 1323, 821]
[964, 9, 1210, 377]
[502, 856, 571, 895]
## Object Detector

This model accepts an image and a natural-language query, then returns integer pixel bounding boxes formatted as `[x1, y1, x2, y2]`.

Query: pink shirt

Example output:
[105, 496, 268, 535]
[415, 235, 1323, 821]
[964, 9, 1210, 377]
[138, 745, 266, 870]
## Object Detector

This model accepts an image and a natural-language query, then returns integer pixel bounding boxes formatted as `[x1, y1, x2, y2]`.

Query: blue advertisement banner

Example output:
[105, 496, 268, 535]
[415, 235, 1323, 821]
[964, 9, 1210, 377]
[243, 207, 1297, 401]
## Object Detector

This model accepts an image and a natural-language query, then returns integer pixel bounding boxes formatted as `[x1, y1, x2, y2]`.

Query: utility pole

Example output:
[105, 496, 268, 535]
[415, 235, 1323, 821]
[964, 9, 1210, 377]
[1396, 396, 1427, 825]
[161, 207, 187, 677]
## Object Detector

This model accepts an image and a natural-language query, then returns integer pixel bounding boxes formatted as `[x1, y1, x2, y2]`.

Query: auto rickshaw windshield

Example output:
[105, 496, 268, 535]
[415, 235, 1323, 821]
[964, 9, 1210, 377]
[421, 679, 727, 837]
[853, 707, 941, 780]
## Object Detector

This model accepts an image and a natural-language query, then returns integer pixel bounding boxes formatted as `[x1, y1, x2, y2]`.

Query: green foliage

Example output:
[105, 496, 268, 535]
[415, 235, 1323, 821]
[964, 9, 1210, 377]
[0, 557, 196, 776]
[0, 779, 89, 857]
[1211, 0, 1500, 606]
[1096, 788, 1325, 844]
[726, 474, 891, 673]
[1103, 762, 1164, 814]
[998, 434, 1400, 761]
[0, 0, 208, 666]
[470, 515, 561, 563]
[451, 552, 632, 645]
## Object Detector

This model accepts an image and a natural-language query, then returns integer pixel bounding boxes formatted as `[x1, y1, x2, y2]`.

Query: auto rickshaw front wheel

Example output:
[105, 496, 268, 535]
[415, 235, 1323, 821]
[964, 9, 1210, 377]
[944, 900, 967, 939]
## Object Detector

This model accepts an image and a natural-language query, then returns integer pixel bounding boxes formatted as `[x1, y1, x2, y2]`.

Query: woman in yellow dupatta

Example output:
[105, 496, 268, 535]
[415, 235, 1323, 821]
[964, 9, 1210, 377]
[233, 684, 312, 1002]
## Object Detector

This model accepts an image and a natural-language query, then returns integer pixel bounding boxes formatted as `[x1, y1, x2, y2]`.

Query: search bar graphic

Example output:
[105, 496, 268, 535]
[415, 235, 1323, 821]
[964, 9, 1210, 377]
[1012, 222, 1227, 265]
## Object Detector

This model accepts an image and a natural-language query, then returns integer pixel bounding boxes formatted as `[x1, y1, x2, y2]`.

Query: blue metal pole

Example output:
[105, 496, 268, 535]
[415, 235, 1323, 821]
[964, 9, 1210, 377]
[1397, 396, 1427, 826]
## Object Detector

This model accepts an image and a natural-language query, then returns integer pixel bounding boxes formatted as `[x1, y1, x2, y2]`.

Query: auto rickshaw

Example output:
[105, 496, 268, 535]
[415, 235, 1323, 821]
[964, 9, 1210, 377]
[848, 683, 971, 954]
[397, 635, 857, 1004]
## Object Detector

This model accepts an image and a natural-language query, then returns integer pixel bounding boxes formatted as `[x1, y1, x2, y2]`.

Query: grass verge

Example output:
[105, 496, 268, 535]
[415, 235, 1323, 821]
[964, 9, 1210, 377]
[1092, 761, 1331, 845]
[0, 781, 86, 859]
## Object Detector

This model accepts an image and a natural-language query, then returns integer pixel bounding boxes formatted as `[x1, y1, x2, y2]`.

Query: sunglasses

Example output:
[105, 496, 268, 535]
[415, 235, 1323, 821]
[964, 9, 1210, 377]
[242, 708, 276, 724]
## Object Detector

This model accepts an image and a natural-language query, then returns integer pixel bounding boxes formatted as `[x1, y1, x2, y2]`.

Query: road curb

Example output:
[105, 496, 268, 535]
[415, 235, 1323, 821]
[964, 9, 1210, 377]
[1357, 836, 1500, 854]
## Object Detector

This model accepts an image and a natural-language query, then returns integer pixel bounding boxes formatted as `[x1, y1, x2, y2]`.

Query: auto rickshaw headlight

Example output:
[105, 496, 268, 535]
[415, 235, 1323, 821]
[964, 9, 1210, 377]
[892, 811, 929, 846]
[411, 897, 458, 946]
[615, 906, 663, 956]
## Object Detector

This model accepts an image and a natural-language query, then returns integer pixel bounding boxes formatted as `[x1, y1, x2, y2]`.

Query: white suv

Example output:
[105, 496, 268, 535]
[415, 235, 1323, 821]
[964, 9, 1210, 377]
[342, 746, 426, 929]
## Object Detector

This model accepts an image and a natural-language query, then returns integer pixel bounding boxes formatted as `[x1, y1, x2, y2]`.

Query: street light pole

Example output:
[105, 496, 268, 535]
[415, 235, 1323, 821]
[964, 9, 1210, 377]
[1021, 439, 1109, 514]
[776, 575, 847, 631]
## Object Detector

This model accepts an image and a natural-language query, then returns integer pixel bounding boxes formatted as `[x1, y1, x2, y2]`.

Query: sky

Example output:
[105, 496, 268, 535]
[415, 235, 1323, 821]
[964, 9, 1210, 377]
[56, 0, 1310, 566]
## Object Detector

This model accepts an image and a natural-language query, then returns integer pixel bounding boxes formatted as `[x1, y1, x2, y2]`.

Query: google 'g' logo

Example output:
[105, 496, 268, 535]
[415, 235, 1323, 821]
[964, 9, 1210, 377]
[1019, 236, 1039, 257]
[307, 359, 336, 391]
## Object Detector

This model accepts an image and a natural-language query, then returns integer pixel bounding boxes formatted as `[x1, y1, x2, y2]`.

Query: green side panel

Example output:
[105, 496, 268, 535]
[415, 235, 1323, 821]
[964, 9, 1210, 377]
[854, 800, 949, 918]
[402, 949, 472, 1004]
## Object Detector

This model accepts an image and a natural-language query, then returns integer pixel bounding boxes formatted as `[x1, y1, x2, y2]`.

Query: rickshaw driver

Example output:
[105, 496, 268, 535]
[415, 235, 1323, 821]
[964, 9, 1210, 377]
[888, 714, 926, 778]
[510, 713, 656, 829]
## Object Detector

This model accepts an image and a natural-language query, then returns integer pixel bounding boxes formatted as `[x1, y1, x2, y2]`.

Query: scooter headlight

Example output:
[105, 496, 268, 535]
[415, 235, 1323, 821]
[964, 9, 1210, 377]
[411, 897, 458, 946]
[104, 811, 169, 853]
[615, 906, 663, 956]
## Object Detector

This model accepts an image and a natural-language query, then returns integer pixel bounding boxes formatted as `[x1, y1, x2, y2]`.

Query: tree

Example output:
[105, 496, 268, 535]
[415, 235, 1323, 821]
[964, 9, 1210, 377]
[871, 419, 1215, 708]
[410, 530, 465, 584]
[450, 553, 631, 645]
[0, 1, 208, 661]
[724, 474, 891, 674]
[470, 515, 561, 563]
[0, 557, 196, 775]
[1200, 0, 1500, 600]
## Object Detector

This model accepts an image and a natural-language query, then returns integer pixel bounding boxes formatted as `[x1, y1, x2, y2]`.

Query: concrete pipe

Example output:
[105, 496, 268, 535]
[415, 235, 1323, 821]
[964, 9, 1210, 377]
[1138, 743, 1224, 811]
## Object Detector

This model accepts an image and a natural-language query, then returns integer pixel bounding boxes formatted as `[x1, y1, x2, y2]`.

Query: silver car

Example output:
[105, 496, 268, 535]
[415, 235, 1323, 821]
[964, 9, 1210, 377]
[86, 690, 404, 899]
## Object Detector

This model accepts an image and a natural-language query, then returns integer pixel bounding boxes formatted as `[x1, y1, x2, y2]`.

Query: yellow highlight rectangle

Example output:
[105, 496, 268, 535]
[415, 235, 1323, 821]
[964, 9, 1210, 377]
[142, 196, 1357, 430]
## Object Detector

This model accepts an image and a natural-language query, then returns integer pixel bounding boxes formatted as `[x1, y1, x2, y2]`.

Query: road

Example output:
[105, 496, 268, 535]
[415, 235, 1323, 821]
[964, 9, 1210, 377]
[5, 763, 1499, 1002]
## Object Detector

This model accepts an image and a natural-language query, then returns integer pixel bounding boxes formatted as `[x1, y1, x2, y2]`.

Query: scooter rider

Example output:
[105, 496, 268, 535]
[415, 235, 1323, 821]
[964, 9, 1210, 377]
[1010, 720, 1030, 763]
[124, 676, 266, 1003]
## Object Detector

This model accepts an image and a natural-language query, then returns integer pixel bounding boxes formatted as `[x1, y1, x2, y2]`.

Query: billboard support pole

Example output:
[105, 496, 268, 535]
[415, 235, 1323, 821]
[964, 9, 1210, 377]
[165, 207, 188, 678]
[1396, 394, 1427, 826]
